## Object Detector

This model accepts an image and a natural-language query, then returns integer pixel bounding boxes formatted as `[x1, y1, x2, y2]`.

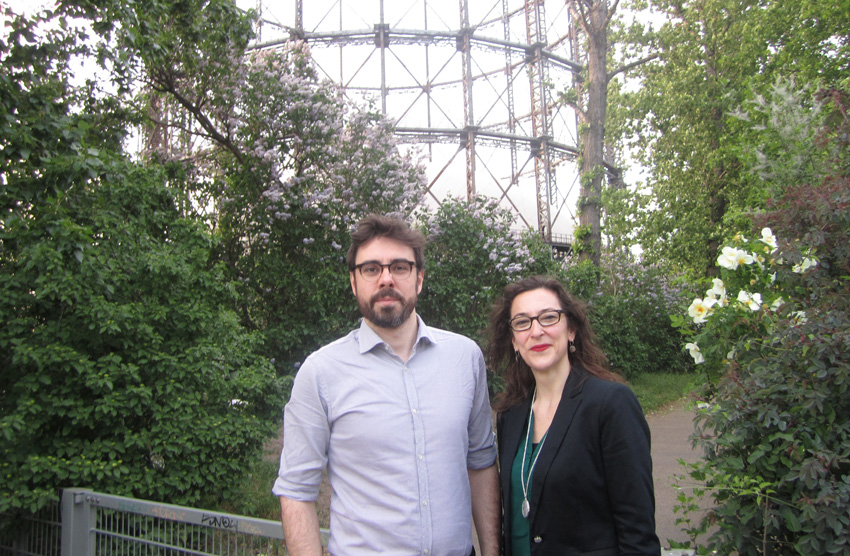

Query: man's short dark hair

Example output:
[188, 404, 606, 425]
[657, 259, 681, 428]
[347, 214, 426, 271]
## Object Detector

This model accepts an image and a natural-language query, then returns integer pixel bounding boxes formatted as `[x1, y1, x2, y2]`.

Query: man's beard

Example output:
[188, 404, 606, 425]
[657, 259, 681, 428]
[358, 287, 417, 329]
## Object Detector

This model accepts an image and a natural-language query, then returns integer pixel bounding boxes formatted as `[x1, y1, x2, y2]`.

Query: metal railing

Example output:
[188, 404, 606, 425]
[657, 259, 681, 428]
[1, 489, 693, 556]
[1, 489, 329, 556]
[0, 502, 61, 556]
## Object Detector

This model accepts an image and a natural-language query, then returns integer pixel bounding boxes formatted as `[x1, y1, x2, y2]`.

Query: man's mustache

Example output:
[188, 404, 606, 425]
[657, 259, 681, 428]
[370, 288, 404, 304]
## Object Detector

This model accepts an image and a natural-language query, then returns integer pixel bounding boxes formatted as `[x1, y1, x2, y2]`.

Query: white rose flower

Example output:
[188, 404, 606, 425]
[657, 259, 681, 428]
[685, 343, 705, 364]
[717, 246, 754, 270]
[688, 297, 716, 324]
[791, 311, 808, 325]
[792, 257, 817, 274]
[735, 249, 755, 268]
[706, 278, 726, 301]
[717, 246, 741, 270]
[759, 227, 778, 250]
[737, 290, 762, 311]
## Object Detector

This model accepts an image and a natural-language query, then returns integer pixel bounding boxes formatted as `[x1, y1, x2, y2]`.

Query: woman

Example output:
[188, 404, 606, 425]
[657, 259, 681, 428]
[487, 276, 661, 556]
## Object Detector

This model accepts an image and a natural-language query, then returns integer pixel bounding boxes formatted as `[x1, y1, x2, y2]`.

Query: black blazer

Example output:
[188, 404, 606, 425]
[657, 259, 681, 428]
[497, 367, 661, 556]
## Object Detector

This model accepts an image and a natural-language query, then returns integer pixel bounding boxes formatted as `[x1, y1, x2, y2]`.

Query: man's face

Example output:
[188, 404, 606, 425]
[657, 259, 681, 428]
[349, 237, 424, 329]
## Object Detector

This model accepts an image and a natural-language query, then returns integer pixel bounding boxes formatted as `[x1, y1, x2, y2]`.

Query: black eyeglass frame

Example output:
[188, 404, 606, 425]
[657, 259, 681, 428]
[508, 309, 567, 332]
[353, 259, 418, 281]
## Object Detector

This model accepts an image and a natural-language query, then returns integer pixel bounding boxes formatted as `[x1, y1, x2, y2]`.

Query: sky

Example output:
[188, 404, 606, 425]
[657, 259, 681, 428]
[3, 0, 54, 16]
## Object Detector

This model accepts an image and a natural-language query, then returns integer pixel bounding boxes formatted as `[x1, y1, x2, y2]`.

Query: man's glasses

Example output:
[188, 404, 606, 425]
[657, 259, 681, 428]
[509, 310, 566, 332]
[354, 260, 417, 281]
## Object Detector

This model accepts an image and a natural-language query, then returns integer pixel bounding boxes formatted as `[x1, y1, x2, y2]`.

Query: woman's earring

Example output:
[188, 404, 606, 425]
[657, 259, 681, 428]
[515, 350, 520, 362]
[569, 341, 576, 353]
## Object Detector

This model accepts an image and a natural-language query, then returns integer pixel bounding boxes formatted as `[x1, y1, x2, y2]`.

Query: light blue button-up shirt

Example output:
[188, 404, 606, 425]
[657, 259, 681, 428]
[273, 315, 497, 555]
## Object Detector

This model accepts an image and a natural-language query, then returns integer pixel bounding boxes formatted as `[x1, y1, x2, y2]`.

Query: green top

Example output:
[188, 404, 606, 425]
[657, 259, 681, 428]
[509, 413, 546, 556]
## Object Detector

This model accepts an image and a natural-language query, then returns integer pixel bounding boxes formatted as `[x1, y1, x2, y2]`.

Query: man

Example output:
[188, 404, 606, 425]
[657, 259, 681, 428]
[273, 214, 500, 556]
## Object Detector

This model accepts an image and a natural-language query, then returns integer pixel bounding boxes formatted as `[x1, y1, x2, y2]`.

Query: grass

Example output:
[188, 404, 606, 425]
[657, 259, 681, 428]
[628, 371, 697, 414]
[226, 371, 696, 521]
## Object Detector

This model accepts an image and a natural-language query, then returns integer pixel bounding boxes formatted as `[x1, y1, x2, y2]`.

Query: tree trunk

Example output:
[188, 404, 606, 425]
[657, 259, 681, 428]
[577, 1, 609, 266]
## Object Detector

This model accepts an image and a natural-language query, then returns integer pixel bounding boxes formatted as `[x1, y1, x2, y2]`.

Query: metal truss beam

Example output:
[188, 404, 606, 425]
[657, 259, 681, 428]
[245, 0, 583, 240]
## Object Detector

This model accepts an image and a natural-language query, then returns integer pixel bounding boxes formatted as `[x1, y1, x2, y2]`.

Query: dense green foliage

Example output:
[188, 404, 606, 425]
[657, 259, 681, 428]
[612, 0, 850, 276]
[558, 252, 695, 381]
[675, 84, 850, 555]
[0, 8, 282, 514]
[594, 251, 694, 379]
[417, 196, 560, 345]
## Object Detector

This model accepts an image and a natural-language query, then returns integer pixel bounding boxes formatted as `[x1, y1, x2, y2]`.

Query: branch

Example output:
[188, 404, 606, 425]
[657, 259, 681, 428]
[151, 78, 245, 166]
[564, 100, 588, 123]
[168, 90, 245, 164]
[603, 0, 621, 28]
[607, 53, 659, 82]
[568, 1, 591, 35]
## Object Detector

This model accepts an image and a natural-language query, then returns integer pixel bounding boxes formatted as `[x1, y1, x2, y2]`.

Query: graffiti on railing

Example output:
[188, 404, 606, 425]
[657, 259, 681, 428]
[201, 514, 238, 530]
[4, 489, 316, 555]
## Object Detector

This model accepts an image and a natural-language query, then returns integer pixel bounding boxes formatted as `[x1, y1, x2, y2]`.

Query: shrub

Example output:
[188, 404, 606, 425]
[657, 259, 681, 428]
[680, 227, 850, 555]
[676, 83, 850, 556]
[0, 162, 284, 515]
[0, 13, 282, 513]
[416, 196, 558, 346]
[558, 251, 694, 380]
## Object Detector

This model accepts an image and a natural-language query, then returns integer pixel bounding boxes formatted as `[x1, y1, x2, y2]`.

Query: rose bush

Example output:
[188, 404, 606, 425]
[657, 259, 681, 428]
[673, 82, 850, 556]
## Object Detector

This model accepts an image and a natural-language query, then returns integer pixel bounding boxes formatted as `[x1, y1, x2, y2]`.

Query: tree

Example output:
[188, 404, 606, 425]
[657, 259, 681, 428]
[560, 0, 657, 265]
[0, 5, 281, 515]
[616, 0, 850, 276]
[70, 0, 429, 372]
[614, 0, 769, 275]
[757, 0, 850, 87]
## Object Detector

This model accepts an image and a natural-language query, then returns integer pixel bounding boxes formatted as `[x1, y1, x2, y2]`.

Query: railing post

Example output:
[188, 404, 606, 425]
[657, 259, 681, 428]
[61, 488, 95, 556]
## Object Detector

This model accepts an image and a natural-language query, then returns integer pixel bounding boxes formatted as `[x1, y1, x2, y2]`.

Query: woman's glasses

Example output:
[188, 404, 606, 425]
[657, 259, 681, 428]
[509, 310, 566, 332]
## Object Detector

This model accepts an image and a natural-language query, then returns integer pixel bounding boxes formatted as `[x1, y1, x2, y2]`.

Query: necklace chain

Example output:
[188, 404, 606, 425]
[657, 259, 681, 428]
[520, 387, 548, 518]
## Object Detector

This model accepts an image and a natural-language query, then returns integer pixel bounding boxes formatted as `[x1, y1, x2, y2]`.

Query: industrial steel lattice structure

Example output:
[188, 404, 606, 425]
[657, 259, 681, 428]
[241, 0, 583, 242]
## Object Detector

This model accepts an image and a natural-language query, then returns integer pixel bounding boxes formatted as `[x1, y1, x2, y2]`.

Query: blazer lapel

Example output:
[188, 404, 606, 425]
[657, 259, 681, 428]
[499, 400, 530, 486]
[528, 368, 587, 513]
[499, 399, 531, 512]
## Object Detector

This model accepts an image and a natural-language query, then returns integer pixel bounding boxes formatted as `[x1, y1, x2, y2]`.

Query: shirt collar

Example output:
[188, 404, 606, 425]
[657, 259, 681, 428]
[356, 314, 436, 355]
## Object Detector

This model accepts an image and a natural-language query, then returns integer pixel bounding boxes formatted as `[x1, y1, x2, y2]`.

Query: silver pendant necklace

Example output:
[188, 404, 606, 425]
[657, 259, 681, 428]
[520, 388, 548, 519]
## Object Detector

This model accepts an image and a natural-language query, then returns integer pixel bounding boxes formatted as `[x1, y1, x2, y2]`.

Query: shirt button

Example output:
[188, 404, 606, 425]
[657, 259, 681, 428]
[418, 454, 424, 460]
[423, 500, 429, 506]
[412, 408, 418, 414]
[533, 536, 542, 543]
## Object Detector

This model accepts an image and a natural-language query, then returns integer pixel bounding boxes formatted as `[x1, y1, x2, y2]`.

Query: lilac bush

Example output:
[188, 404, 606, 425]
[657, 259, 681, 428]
[557, 249, 695, 379]
[137, 33, 429, 372]
[416, 196, 556, 344]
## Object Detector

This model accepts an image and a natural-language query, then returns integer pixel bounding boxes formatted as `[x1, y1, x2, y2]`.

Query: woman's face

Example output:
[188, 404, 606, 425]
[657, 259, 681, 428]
[510, 287, 575, 375]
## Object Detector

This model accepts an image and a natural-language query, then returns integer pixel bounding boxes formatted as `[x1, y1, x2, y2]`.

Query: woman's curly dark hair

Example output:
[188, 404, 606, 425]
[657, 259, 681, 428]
[486, 276, 623, 413]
